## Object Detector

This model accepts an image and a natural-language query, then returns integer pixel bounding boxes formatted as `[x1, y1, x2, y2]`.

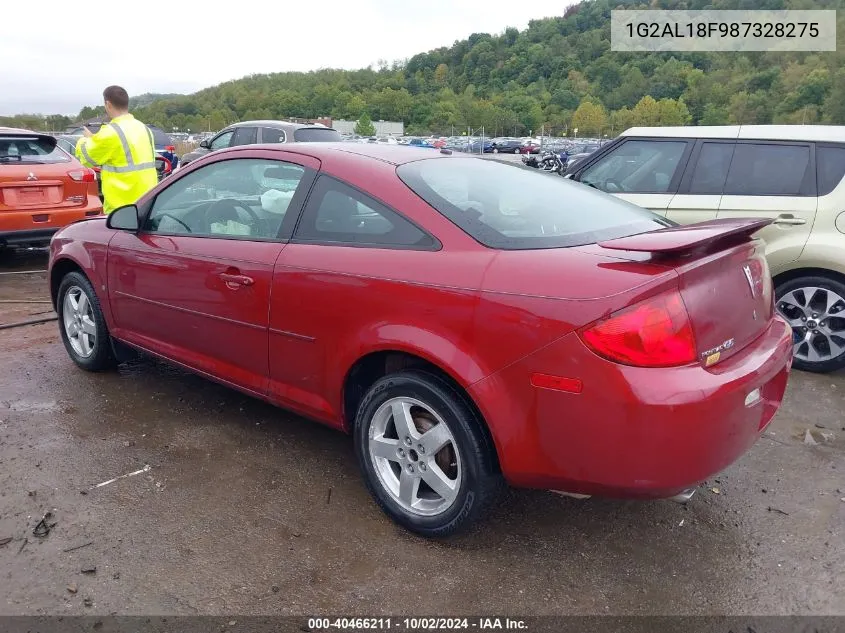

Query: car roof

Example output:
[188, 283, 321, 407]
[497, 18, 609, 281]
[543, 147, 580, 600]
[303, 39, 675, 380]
[621, 125, 845, 143]
[223, 141, 450, 165]
[226, 120, 337, 131]
[0, 126, 38, 135]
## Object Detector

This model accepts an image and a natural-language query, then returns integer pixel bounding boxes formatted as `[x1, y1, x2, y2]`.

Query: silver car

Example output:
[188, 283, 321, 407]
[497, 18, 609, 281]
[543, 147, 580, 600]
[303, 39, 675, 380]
[179, 120, 342, 168]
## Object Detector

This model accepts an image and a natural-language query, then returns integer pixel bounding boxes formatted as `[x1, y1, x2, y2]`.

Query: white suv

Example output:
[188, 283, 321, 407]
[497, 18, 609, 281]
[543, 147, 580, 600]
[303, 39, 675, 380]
[569, 125, 845, 373]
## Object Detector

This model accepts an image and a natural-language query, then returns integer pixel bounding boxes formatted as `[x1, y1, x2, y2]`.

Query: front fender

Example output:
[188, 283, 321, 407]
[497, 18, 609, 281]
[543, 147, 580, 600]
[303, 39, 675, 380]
[49, 222, 114, 328]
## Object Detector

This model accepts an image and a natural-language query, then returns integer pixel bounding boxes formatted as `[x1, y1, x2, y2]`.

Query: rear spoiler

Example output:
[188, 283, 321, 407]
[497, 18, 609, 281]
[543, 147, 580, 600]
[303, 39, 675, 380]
[598, 218, 772, 255]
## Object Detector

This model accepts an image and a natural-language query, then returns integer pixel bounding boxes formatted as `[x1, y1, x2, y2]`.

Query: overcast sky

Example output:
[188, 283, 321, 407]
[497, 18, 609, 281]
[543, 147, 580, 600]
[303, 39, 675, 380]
[1, 1, 571, 116]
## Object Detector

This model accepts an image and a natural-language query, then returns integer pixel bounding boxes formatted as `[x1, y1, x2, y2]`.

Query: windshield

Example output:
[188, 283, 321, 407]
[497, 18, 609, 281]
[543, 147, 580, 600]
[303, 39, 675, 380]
[0, 136, 70, 164]
[397, 158, 671, 250]
[294, 128, 342, 142]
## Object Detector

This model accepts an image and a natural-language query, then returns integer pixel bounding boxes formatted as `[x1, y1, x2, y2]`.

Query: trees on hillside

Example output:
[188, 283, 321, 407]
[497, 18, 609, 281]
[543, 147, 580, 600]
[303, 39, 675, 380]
[6, 0, 845, 135]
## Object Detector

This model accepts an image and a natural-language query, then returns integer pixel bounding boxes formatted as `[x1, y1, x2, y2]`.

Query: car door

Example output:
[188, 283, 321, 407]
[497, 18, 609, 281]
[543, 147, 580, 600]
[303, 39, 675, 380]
[266, 174, 440, 425]
[106, 153, 318, 396]
[208, 129, 235, 152]
[230, 126, 258, 147]
[576, 138, 692, 216]
[716, 141, 817, 274]
[259, 127, 286, 144]
[666, 140, 736, 225]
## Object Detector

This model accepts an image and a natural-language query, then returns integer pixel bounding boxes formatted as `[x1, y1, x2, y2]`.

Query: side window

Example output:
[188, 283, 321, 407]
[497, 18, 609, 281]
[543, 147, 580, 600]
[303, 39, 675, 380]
[580, 140, 688, 194]
[688, 142, 736, 195]
[209, 131, 234, 150]
[724, 143, 811, 196]
[145, 159, 306, 240]
[230, 127, 258, 147]
[816, 145, 845, 196]
[293, 176, 436, 249]
[261, 127, 286, 144]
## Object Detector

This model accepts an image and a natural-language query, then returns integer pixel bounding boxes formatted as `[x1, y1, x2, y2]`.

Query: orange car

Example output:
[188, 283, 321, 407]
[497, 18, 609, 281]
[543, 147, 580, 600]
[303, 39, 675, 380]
[1, 127, 102, 249]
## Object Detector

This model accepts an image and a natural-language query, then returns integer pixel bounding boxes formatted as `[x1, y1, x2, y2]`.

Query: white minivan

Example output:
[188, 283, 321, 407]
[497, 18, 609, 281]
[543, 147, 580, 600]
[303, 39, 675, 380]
[569, 125, 845, 373]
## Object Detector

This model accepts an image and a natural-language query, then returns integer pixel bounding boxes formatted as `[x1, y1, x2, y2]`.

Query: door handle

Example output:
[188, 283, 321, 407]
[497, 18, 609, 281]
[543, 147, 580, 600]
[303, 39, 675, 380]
[773, 215, 806, 226]
[220, 272, 254, 287]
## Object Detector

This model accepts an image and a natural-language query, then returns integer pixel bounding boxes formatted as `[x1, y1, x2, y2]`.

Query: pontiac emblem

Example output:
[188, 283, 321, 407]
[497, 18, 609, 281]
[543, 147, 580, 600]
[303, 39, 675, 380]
[26, 172, 37, 181]
[743, 264, 757, 298]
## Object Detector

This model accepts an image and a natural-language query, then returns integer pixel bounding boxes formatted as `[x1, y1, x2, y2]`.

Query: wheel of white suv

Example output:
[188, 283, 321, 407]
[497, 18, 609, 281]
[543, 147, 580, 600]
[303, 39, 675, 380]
[57, 272, 117, 372]
[776, 275, 845, 373]
[353, 370, 502, 537]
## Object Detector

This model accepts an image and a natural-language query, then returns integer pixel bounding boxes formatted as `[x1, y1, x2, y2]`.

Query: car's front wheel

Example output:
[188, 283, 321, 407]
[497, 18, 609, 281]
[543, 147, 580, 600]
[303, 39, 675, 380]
[57, 272, 116, 372]
[354, 370, 502, 537]
[776, 274, 845, 373]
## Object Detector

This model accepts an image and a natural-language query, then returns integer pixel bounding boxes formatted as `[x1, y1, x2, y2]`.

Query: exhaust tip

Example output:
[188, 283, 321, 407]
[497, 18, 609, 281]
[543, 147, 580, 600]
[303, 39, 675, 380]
[668, 488, 697, 504]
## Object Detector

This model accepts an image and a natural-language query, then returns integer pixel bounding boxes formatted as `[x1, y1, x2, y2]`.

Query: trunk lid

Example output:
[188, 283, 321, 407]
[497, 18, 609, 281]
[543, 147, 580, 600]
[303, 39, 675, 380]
[597, 218, 774, 365]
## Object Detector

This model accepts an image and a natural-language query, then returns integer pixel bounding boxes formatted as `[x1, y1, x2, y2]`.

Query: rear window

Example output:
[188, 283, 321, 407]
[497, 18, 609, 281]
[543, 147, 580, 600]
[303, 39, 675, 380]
[294, 128, 341, 142]
[397, 158, 671, 250]
[147, 126, 173, 148]
[0, 136, 70, 164]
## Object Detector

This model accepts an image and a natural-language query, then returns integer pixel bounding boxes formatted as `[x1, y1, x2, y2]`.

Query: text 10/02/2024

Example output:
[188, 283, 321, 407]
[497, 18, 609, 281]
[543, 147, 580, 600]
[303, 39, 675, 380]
[306, 617, 528, 630]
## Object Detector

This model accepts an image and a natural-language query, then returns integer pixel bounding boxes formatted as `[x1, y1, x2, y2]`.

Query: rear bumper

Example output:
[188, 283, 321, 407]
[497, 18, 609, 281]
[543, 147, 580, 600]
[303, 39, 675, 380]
[0, 198, 103, 247]
[0, 227, 63, 247]
[469, 317, 793, 498]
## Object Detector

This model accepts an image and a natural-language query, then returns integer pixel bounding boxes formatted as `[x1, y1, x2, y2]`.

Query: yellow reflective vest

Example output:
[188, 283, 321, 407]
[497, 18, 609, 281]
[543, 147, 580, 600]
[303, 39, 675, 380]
[75, 113, 158, 214]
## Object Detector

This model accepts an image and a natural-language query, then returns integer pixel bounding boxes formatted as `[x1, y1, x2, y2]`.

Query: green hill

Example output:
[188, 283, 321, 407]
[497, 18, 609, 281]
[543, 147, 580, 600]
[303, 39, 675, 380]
[7, 0, 845, 135]
[130, 93, 183, 109]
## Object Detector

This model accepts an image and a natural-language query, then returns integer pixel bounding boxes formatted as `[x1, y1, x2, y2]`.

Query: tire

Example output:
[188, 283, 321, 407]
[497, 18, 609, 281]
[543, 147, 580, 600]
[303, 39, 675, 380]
[57, 271, 117, 372]
[354, 369, 502, 537]
[775, 274, 845, 373]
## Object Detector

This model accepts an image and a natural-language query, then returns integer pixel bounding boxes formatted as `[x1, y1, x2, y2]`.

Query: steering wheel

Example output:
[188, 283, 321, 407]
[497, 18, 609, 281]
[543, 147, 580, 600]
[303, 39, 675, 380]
[604, 178, 625, 193]
[205, 198, 262, 234]
[156, 212, 192, 233]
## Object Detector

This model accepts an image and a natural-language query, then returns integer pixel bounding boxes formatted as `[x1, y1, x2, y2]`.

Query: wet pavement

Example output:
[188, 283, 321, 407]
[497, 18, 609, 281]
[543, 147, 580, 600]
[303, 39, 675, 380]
[0, 250, 843, 616]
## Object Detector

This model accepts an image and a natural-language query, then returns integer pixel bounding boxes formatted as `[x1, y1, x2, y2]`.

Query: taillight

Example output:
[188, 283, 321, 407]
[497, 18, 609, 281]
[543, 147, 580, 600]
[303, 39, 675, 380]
[166, 145, 176, 152]
[68, 169, 96, 183]
[579, 290, 697, 367]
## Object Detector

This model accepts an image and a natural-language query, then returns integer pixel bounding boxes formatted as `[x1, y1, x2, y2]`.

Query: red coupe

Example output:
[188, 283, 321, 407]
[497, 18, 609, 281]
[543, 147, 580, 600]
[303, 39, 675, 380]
[48, 143, 793, 536]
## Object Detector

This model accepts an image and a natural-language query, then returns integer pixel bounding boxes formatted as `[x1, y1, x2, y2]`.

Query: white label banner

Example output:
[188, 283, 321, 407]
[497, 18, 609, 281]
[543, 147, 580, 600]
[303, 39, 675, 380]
[611, 10, 837, 52]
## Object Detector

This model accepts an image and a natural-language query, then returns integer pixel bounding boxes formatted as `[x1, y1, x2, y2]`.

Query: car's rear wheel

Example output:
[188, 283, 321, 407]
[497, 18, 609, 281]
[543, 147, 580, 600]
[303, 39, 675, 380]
[354, 370, 502, 537]
[776, 275, 845, 373]
[57, 272, 116, 372]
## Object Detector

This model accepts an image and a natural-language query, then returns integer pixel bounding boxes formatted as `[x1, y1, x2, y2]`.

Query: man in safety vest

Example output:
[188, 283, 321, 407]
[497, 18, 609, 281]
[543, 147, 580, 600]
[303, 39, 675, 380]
[75, 85, 158, 214]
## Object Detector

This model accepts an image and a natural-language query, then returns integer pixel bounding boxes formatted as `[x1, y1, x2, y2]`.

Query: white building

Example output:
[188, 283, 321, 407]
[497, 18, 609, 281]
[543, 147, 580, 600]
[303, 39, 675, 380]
[332, 119, 404, 136]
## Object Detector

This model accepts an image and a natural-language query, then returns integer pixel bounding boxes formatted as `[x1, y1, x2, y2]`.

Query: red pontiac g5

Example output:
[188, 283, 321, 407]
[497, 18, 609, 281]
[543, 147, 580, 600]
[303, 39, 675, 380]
[48, 143, 793, 536]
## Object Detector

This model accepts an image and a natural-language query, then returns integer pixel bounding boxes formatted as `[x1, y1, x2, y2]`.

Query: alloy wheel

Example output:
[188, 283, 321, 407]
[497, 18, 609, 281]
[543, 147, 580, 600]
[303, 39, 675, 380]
[367, 397, 462, 517]
[63, 285, 97, 358]
[777, 286, 845, 363]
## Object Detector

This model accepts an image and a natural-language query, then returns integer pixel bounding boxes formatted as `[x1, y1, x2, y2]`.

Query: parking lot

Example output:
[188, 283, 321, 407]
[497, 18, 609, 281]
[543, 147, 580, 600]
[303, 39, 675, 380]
[0, 248, 843, 617]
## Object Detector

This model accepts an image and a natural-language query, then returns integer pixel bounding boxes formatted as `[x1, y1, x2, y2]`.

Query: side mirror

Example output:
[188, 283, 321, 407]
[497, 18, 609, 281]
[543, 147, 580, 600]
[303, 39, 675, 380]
[199, 139, 210, 149]
[106, 204, 140, 231]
